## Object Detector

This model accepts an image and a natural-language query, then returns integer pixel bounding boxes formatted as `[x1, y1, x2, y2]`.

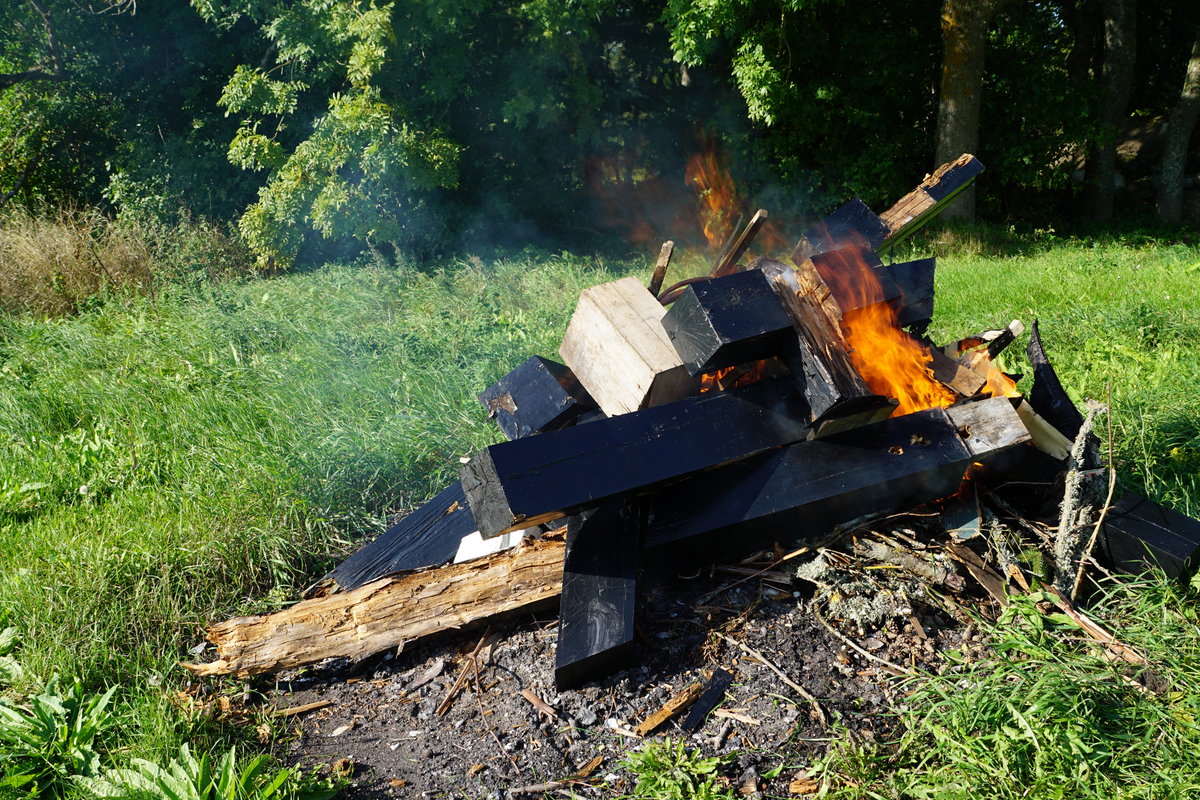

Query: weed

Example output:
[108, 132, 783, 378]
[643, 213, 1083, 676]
[619, 739, 734, 800]
[0, 677, 118, 797]
[84, 744, 339, 800]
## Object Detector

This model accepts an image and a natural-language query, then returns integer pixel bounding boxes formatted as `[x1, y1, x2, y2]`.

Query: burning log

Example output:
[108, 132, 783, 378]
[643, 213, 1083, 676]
[459, 378, 812, 538]
[478, 356, 598, 441]
[644, 397, 1031, 556]
[660, 269, 795, 376]
[559, 277, 695, 416]
[791, 198, 890, 263]
[183, 536, 566, 678]
[555, 501, 643, 690]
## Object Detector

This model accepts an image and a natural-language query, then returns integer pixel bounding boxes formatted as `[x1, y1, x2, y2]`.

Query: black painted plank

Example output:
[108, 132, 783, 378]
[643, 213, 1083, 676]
[1100, 494, 1200, 582]
[662, 269, 794, 376]
[554, 501, 643, 690]
[479, 356, 598, 441]
[643, 401, 1025, 559]
[459, 379, 813, 537]
[321, 482, 477, 591]
[888, 257, 936, 331]
[1026, 319, 1085, 440]
[792, 198, 890, 263]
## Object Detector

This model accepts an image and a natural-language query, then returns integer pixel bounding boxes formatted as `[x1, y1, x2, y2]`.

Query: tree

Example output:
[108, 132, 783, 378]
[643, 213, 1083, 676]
[1156, 24, 1200, 222]
[933, 0, 1007, 221]
[1085, 0, 1137, 222]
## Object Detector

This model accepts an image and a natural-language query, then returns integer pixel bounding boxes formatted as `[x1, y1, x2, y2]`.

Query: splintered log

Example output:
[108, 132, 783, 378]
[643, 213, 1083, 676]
[661, 269, 794, 376]
[182, 537, 566, 678]
[644, 397, 1030, 556]
[554, 501, 643, 690]
[460, 379, 812, 538]
[1026, 319, 1085, 439]
[560, 277, 695, 416]
[791, 198, 890, 264]
[1100, 494, 1200, 582]
[877, 154, 984, 254]
[479, 356, 598, 441]
[755, 257, 895, 432]
[312, 482, 477, 595]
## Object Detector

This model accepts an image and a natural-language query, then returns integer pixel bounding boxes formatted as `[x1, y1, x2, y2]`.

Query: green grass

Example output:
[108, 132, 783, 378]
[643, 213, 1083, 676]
[0, 227, 1198, 796]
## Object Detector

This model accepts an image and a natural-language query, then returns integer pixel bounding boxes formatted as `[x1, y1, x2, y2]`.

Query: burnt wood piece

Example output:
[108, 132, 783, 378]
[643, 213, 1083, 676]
[661, 269, 794, 376]
[644, 398, 1030, 558]
[1026, 319, 1085, 439]
[459, 378, 813, 538]
[712, 209, 768, 278]
[755, 257, 896, 431]
[317, 482, 476, 593]
[1100, 494, 1200, 582]
[928, 348, 987, 398]
[647, 241, 675, 297]
[877, 154, 985, 255]
[888, 257, 936, 331]
[680, 669, 735, 732]
[479, 356, 598, 441]
[791, 198, 890, 264]
[554, 501, 644, 690]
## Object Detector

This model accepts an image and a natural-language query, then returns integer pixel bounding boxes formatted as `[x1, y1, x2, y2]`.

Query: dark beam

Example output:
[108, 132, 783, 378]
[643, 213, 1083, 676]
[479, 356, 598, 441]
[1100, 494, 1200, 582]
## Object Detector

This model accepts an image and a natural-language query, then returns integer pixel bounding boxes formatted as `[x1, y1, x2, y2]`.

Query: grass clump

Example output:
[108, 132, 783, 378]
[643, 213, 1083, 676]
[620, 739, 734, 800]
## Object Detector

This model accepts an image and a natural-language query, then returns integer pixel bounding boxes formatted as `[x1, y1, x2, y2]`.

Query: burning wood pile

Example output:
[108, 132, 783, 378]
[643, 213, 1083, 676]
[184, 155, 1200, 692]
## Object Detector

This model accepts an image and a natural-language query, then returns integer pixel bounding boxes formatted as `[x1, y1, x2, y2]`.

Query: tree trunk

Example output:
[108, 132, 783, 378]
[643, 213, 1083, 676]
[1156, 26, 1200, 223]
[1085, 0, 1137, 222]
[934, 0, 1006, 222]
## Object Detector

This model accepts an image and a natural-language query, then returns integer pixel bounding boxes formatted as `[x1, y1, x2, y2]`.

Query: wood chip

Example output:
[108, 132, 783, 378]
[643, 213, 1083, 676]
[788, 772, 821, 795]
[712, 709, 760, 725]
[572, 755, 603, 780]
[634, 682, 704, 736]
[467, 763, 485, 777]
[273, 699, 332, 717]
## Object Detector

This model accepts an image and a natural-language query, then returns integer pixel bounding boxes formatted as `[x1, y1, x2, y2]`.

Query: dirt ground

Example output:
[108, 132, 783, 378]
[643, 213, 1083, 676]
[260, 523, 991, 799]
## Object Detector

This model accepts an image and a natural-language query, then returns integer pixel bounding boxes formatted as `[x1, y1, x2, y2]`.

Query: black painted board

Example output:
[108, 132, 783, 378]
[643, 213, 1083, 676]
[459, 379, 813, 537]
[321, 482, 477, 591]
[792, 199, 889, 262]
[1026, 320, 1084, 440]
[924, 157, 985, 202]
[680, 669, 735, 732]
[643, 407, 976, 559]
[662, 269, 794, 376]
[1100, 494, 1200, 581]
[810, 246, 899, 310]
[887, 257, 936, 330]
[554, 501, 643, 690]
[479, 356, 598, 441]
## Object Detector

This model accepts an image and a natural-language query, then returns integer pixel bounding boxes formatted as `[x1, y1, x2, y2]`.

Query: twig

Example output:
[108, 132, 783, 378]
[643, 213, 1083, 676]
[273, 699, 331, 717]
[468, 635, 524, 783]
[811, 605, 913, 677]
[436, 631, 490, 716]
[519, 688, 558, 719]
[697, 547, 809, 604]
[711, 209, 768, 277]
[715, 632, 827, 728]
[1072, 385, 1118, 601]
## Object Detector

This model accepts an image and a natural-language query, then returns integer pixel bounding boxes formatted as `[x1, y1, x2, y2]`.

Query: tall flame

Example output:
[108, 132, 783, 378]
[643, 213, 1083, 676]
[817, 246, 955, 416]
[685, 140, 739, 250]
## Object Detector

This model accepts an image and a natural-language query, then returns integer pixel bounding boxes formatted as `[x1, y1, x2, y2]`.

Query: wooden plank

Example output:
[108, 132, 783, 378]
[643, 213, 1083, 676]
[661, 269, 794, 376]
[928, 348, 987, 398]
[647, 240, 675, 297]
[888, 257, 936, 331]
[877, 154, 984, 254]
[554, 501, 643, 690]
[1100, 494, 1200, 582]
[459, 378, 813, 537]
[560, 277, 695, 416]
[182, 537, 566, 678]
[712, 209, 768, 278]
[314, 482, 477, 594]
[1013, 400, 1072, 461]
[479, 356, 598, 441]
[644, 397, 1030, 556]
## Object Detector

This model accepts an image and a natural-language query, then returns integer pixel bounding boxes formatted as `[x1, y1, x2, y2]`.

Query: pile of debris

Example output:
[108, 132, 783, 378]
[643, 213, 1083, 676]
[184, 155, 1200, 707]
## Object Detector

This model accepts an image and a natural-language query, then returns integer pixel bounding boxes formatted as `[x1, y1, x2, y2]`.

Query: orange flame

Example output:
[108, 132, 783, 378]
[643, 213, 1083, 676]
[963, 350, 1020, 398]
[685, 140, 739, 250]
[816, 247, 955, 416]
